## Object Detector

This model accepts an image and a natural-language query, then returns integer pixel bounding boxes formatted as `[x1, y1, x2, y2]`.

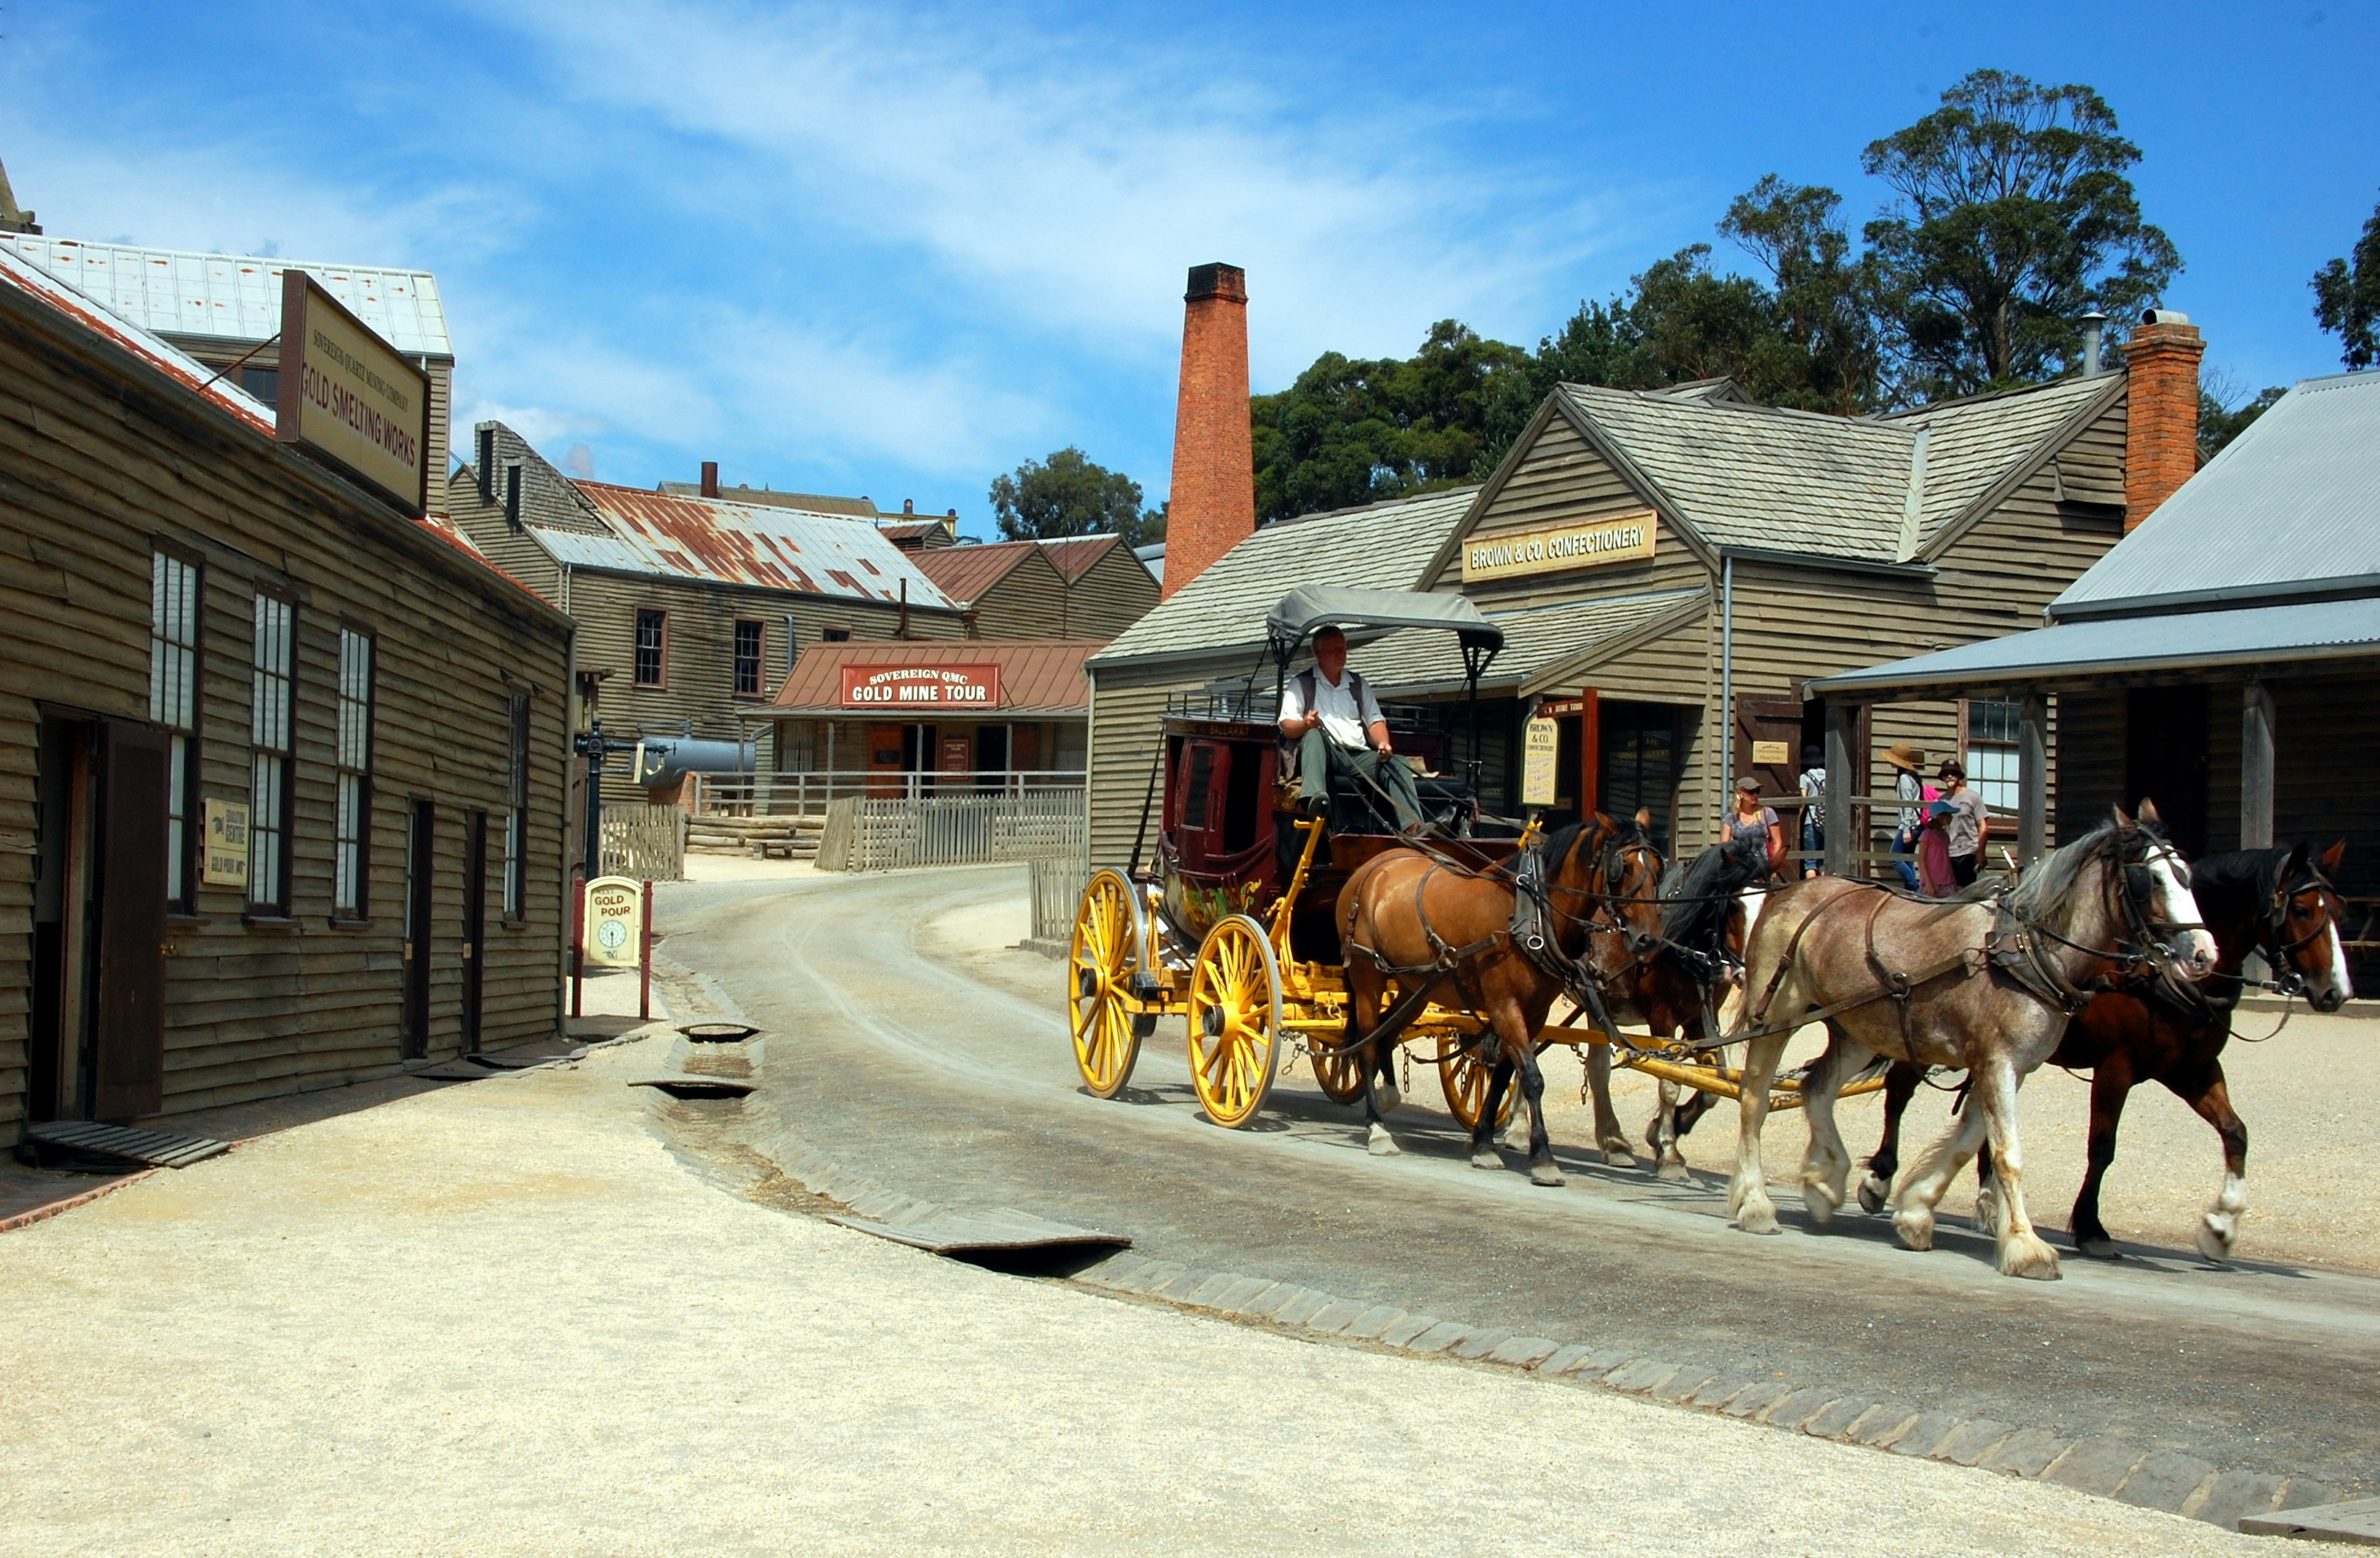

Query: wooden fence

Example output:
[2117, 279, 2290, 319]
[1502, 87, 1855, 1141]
[601, 803, 685, 881]
[816, 791, 1086, 874]
[1029, 856, 1090, 947]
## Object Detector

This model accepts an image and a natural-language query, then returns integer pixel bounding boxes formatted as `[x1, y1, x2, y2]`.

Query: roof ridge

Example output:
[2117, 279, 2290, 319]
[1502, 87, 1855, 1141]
[1561, 380, 1911, 439]
[11, 234, 436, 281]
[1267, 484, 1480, 530]
[1880, 372, 2103, 422]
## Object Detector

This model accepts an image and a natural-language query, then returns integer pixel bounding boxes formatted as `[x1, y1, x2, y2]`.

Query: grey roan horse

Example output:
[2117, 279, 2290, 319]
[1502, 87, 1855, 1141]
[1726, 804, 2216, 1280]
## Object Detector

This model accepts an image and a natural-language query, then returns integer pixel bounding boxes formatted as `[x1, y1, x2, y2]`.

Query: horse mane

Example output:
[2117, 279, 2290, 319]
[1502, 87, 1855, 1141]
[1660, 835, 1767, 949]
[1538, 820, 1590, 880]
[2188, 847, 2291, 920]
[2002, 817, 2159, 931]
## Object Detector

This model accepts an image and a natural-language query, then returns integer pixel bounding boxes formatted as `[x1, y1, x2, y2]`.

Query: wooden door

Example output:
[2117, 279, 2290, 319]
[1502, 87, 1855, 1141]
[866, 723, 904, 796]
[403, 800, 435, 1058]
[1734, 697, 1806, 801]
[90, 721, 168, 1122]
[462, 810, 488, 1053]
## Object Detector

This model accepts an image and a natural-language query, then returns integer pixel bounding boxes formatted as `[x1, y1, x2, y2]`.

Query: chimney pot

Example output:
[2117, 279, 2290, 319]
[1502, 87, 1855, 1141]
[904, 498, 915, 514]
[2079, 309, 2109, 377]
[700, 460, 720, 499]
[1161, 262, 1254, 599]
[2122, 310, 2205, 532]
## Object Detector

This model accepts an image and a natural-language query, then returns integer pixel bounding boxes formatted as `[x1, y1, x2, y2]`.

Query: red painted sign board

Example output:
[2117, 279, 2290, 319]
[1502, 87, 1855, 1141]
[838, 664, 1002, 710]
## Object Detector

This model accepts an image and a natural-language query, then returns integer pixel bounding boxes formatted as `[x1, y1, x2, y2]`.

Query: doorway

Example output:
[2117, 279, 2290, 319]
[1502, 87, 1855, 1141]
[462, 810, 488, 1054]
[1600, 701, 1680, 853]
[2126, 686, 2211, 855]
[976, 724, 1008, 792]
[403, 800, 435, 1058]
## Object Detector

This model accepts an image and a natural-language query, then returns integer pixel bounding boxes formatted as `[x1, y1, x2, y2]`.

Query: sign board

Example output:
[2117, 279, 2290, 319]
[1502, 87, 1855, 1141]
[1460, 509, 1657, 583]
[583, 875, 645, 969]
[938, 736, 972, 773]
[1521, 716, 1561, 809]
[839, 664, 1002, 710]
[1752, 740, 1793, 766]
[1536, 697, 1587, 720]
[201, 799, 250, 889]
[275, 270, 432, 517]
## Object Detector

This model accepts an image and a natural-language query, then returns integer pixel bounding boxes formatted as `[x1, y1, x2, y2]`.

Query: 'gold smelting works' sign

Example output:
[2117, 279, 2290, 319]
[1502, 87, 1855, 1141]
[276, 270, 432, 517]
[1461, 509, 1657, 583]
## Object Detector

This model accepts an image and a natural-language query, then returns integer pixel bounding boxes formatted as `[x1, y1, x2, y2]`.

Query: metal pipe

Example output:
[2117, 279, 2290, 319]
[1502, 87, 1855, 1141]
[1719, 553, 1734, 831]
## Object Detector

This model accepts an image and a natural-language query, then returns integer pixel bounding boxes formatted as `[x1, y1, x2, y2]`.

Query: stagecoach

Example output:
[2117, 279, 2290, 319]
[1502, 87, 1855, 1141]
[1066, 585, 1855, 1134]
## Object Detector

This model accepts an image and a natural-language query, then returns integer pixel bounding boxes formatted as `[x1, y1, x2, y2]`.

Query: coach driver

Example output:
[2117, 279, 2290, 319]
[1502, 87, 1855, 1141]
[1277, 625, 1426, 832]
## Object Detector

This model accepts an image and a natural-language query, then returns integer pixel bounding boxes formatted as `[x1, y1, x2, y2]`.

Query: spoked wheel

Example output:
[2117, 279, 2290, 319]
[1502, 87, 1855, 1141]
[1186, 913, 1282, 1129]
[1309, 1037, 1370, 1105]
[1069, 869, 1147, 1098]
[1439, 1040, 1522, 1133]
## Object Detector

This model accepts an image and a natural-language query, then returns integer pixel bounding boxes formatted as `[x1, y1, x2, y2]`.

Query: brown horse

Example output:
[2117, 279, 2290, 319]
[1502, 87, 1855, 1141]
[1336, 816, 1633, 1184]
[1856, 839, 2352, 1262]
[1728, 805, 2215, 1279]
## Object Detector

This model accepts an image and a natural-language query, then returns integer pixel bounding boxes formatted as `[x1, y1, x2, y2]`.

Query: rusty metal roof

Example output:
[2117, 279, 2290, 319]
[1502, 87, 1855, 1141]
[910, 540, 1055, 605]
[769, 639, 1101, 714]
[1036, 533, 1127, 581]
[0, 244, 272, 433]
[562, 482, 954, 609]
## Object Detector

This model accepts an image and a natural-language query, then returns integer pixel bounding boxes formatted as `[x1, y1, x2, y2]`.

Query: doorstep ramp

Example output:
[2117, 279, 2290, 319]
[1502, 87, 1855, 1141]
[24, 1120, 232, 1169]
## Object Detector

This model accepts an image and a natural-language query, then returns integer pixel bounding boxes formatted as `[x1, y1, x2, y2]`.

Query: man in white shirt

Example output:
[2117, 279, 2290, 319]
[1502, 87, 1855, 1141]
[1277, 627, 1425, 830]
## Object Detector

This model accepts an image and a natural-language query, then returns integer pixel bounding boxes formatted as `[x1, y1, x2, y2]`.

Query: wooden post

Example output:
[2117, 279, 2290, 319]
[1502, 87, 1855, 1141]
[569, 875, 584, 1019]
[2241, 679, 2275, 849]
[1823, 700, 1856, 876]
[639, 878, 653, 1021]
[2019, 692, 2048, 866]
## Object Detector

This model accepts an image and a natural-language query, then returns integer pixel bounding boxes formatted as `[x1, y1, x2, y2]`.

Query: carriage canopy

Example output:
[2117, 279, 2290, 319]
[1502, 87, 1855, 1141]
[1263, 584, 1504, 661]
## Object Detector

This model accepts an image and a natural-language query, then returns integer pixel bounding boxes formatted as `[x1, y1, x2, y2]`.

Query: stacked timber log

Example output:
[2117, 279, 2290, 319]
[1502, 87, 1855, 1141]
[684, 815, 829, 860]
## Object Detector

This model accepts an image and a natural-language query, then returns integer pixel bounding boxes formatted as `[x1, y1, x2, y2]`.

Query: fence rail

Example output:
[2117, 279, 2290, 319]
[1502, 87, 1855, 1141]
[684, 768, 1086, 817]
[816, 791, 1087, 874]
[601, 804, 685, 881]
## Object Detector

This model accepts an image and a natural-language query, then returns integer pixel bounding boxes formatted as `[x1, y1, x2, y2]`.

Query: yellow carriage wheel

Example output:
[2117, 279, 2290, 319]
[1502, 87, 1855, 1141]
[1309, 1040, 1370, 1105]
[1069, 869, 1145, 1098]
[1439, 1042, 1520, 1133]
[1186, 914, 1282, 1129]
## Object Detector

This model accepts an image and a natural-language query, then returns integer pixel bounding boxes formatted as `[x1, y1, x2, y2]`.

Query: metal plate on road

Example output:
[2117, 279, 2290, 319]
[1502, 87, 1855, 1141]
[2241, 1497, 2380, 1543]
[828, 1208, 1131, 1257]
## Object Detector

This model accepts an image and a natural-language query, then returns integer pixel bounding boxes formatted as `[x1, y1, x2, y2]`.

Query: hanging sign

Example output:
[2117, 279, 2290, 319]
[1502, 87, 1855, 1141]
[1521, 715, 1561, 808]
[838, 664, 1001, 708]
[1461, 509, 1657, 583]
[202, 799, 251, 889]
[583, 875, 645, 969]
[275, 270, 432, 517]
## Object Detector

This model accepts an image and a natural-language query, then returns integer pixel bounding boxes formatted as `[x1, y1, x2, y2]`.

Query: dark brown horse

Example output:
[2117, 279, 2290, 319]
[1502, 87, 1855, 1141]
[1336, 815, 1635, 1184]
[1857, 839, 2352, 1262]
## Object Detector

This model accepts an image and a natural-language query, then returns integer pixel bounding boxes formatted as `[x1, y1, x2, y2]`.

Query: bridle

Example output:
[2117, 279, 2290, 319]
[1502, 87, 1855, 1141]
[1994, 828, 2208, 1014]
[2259, 863, 2346, 998]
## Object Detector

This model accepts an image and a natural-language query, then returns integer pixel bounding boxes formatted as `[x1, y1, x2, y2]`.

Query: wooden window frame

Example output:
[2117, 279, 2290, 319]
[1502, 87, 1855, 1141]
[504, 693, 531, 923]
[633, 607, 669, 689]
[247, 588, 298, 917]
[820, 626, 851, 643]
[149, 542, 205, 914]
[332, 623, 376, 922]
[733, 618, 766, 699]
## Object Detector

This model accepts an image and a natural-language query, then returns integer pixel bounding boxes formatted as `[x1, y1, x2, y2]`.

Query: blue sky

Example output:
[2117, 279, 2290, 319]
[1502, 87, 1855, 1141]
[6, 2, 2375, 535]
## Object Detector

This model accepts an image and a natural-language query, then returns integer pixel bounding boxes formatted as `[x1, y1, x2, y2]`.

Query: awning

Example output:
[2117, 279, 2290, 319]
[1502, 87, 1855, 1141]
[1265, 584, 1503, 654]
[761, 638, 1101, 716]
[1805, 597, 2380, 702]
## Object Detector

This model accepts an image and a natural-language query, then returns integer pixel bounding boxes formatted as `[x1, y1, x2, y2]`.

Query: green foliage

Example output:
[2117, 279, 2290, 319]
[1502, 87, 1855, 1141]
[1250, 320, 1530, 524]
[2198, 379, 2286, 464]
[2311, 193, 2380, 370]
[987, 447, 1165, 545]
[1861, 69, 2180, 400]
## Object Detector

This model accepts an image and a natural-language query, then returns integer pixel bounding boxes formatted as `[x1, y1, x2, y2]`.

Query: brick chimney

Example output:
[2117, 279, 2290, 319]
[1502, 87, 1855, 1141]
[700, 460, 720, 499]
[2123, 309, 2203, 532]
[1161, 263, 1254, 599]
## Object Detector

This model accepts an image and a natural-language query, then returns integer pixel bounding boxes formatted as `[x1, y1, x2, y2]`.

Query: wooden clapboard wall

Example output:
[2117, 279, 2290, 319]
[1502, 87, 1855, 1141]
[0, 279, 575, 1130]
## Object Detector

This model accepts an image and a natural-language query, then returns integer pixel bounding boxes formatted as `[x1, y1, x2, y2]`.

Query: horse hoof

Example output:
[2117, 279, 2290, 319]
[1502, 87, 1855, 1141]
[1657, 1158, 1690, 1184]
[1376, 1083, 1401, 1115]
[1367, 1124, 1401, 1158]
[1893, 1208, 1936, 1252]
[1802, 1191, 1836, 1227]
[1734, 1197, 1779, 1236]
[1470, 1149, 1503, 1171]
[1601, 1145, 1638, 1169]
[1530, 1163, 1566, 1187]
[2079, 1236, 2119, 1260]
[1972, 1187, 2003, 1237]
[1999, 1234, 2063, 1281]
[2195, 1217, 2235, 1263]
[1856, 1176, 1888, 1217]
[1501, 1124, 1532, 1155]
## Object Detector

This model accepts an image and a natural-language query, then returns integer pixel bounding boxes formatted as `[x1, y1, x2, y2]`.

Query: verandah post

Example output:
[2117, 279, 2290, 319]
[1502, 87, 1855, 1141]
[1823, 700, 1856, 876]
[2241, 679, 2275, 850]
[2019, 693, 2048, 866]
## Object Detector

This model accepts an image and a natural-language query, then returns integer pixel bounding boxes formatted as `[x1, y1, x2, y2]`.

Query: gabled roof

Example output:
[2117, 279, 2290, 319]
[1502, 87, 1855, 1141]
[556, 482, 955, 608]
[1036, 532, 1145, 581]
[2050, 370, 2380, 622]
[1523, 371, 2123, 570]
[911, 539, 1061, 605]
[769, 639, 1100, 714]
[2, 234, 451, 356]
[1091, 487, 1478, 670]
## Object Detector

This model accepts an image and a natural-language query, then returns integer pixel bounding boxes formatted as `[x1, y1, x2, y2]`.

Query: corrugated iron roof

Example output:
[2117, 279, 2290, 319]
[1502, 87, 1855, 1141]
[656, 482, 882, 519]
[769, 639, 1102, 713]
[1807, 596, 2380, 699]
[0, 244, 272, 433]
[1037, 533, 1124, 580]
[2050, 369, 2380, 621]
[911, 540, 1053, 605]
[562, 482, 954, 608]
[0, 235, 451, 356]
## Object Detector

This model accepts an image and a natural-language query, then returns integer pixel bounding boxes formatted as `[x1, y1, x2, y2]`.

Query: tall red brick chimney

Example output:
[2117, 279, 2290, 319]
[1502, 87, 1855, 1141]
[1161, 263, 1254, 599]
[2123, 309, 2204, 532]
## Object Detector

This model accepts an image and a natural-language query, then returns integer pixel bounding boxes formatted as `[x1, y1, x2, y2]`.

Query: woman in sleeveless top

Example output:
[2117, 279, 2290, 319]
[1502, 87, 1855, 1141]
[1726, 777, 1784, 876]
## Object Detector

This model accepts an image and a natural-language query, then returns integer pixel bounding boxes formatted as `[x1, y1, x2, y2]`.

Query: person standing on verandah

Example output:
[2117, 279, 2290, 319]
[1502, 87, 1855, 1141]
[1936, 758, 1990, 889]
[1277, 625, 1425, 831]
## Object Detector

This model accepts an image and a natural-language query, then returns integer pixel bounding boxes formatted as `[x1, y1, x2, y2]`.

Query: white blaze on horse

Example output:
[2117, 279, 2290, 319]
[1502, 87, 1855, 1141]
[1725, 803, 2215, 1280]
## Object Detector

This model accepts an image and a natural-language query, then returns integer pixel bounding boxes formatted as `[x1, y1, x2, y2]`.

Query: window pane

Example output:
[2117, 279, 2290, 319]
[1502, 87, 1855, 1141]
[335, 773, 361, 912]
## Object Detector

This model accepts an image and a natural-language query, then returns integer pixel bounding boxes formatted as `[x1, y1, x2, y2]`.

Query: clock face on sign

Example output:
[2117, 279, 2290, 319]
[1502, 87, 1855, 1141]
[597, 920, 629, 952]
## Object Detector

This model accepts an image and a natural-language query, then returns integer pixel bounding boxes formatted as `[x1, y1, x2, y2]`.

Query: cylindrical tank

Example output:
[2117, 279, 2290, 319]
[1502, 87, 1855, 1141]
[630, 736, 755, 789]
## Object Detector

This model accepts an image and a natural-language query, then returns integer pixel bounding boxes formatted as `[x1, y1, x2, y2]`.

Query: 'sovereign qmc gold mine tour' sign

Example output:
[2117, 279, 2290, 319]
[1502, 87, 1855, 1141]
[275, 270, 431, 516]
[1461, 509, 1658, 583]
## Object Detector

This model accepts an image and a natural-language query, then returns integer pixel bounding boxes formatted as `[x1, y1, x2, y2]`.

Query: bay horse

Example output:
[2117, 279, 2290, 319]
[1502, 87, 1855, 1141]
[1727, 804, 2215, 1279]
[1856, 839, 2351, 1262]
[1335, 814, 1644, 1185]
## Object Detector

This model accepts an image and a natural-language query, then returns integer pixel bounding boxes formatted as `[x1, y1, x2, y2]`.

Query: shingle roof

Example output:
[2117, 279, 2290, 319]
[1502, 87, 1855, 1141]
[910, 539, 1051, 605]
[1554, 371, 2117, 564]
[2, 234, 451, 356]
[1091, 487, 1479, 669]
[2050, 369, 2380, 621]
[558, 482, 955, 608]
[1356, 588, 1709, 697]
[769, 639, 1100, 713]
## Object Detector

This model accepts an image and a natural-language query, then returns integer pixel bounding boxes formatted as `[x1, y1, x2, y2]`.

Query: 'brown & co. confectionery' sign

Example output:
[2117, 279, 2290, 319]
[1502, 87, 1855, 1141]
[1461, 509, 1657, 583]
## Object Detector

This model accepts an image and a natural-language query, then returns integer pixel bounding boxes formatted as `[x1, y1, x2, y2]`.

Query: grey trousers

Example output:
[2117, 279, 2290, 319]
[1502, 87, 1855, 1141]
[1298, 726, 1424, 829]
